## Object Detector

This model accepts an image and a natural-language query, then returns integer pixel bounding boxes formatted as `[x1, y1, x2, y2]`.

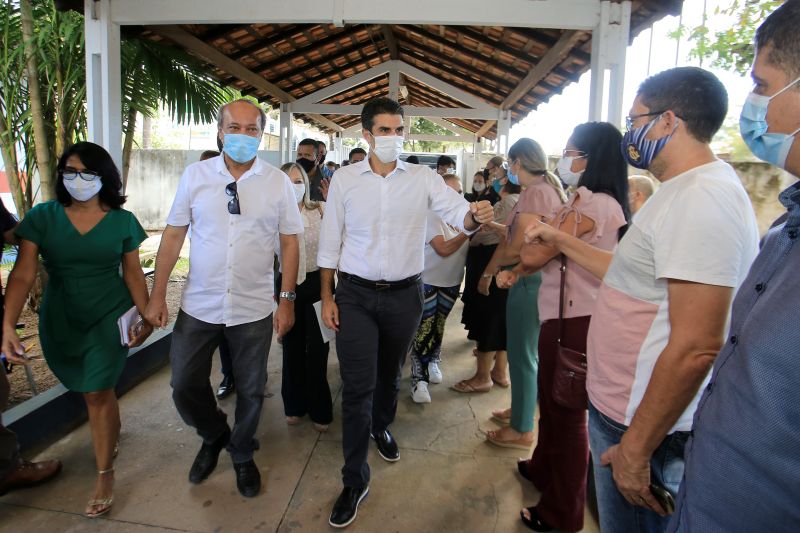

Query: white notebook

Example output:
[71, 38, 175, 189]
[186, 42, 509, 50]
[117, 306, 142, 346]
[312, 301, 337, 344]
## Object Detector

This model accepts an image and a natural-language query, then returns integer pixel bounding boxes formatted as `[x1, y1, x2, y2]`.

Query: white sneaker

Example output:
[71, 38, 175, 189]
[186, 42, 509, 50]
[428, 362, 443, 384]
[411, 381, 431, 403]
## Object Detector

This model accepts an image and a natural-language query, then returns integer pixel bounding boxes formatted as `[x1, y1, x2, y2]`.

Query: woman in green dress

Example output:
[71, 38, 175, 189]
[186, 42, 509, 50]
[1, 142, 152, 518]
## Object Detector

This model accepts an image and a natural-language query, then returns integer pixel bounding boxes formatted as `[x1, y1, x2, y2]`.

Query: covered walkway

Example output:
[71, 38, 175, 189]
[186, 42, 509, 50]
[0, 299, 598, 532]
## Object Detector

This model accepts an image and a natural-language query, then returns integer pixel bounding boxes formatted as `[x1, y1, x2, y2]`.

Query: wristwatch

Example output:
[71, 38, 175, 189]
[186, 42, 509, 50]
[279, 291, 297, 302]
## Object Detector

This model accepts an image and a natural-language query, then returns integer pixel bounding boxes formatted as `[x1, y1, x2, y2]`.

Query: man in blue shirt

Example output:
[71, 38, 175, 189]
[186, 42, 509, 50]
[668, 1, 800, 530]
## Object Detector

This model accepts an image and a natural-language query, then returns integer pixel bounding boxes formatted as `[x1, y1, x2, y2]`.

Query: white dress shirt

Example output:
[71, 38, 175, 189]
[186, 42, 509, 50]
[317, 158, 472, 281]
[166, 155, 304, 326]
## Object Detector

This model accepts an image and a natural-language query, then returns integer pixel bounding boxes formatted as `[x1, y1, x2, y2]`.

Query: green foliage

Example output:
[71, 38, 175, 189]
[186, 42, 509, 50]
[671, 0, 782, 76]
[0, 0, 236, 212]
[122, 39, 237, 136]
[404, 117, 471, 153]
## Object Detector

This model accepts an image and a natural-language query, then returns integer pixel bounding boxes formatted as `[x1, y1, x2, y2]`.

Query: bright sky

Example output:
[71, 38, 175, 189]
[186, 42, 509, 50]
[511, 0, 756, 156]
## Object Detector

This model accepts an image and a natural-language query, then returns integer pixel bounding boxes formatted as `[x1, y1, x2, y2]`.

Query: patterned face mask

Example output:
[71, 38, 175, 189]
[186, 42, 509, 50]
[621, 114, 677, 170]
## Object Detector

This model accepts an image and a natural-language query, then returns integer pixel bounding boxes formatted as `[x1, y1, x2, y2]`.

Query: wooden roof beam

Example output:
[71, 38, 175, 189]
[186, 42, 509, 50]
[381, 25, 399, 60]
[501, 30, 583, 110]
[148, 25, 342, 131]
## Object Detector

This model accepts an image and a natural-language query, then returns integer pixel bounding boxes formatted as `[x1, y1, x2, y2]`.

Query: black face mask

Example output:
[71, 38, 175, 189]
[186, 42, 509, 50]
[482, 168, 491, 180]
[296, 158, 317, 174]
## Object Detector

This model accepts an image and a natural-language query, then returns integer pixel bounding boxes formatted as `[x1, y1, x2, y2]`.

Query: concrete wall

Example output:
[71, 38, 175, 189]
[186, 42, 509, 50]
[126, 149, 797, 234]
[125, 149, 283, 229]
[730, 161, 796, 235]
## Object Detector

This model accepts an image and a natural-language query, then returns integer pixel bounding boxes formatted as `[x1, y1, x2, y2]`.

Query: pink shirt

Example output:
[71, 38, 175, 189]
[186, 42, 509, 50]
[538, 187, 626, 322]
[504, 178, 564, 229]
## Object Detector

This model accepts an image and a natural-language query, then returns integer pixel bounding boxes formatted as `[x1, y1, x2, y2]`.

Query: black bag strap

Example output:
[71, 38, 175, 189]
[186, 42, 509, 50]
[557, 254, 567, 346]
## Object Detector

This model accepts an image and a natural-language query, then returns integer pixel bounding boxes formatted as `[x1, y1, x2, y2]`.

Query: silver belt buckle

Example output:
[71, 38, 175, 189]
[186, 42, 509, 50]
[375, 281, 391, 291]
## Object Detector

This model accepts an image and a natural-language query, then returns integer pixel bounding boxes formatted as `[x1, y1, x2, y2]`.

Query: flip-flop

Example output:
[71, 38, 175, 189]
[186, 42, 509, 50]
[520, 506, 554, 532]
[450, 380, 492, 393]
[491, 377, 511, 388]
[491, 409, 511, 425]
[517, 458, 534, 483]
[486, 430, 533, 450]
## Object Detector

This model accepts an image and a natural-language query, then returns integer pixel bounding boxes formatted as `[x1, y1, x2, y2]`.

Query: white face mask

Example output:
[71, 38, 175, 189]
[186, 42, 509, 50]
[292, 183, 306, 204]
[63, 176, 103, 202]
[371, 135, 404, 163]
[556, 157, 584, 187]
[473, 182, 486, 192]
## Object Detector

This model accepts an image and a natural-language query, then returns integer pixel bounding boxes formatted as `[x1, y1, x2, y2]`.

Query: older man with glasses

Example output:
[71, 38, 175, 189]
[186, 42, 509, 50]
[145, 99, 303, 498]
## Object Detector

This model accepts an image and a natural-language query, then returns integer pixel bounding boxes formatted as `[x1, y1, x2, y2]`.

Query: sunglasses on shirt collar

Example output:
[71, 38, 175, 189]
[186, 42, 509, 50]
[225, 182, 240, 215]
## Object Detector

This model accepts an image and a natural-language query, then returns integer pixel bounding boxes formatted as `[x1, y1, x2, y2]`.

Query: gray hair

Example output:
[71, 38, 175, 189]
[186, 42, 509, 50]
[217, 99, 267, 132]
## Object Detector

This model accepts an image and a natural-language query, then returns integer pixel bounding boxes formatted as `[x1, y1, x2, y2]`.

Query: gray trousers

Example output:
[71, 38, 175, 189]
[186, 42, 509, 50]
[0, 369, 19, 479]
[335, 276, 423, 488]
[170, 310, 272, 463]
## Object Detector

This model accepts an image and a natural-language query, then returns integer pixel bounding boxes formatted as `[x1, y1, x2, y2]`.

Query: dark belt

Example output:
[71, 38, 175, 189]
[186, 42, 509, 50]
[339, 271, 421, 291]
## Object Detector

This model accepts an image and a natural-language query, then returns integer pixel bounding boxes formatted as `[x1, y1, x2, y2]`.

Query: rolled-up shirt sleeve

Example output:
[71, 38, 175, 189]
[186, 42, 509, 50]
[317, 172, 345, 269]
[426, 170, 473, 234]
[165, 168, 192, 227]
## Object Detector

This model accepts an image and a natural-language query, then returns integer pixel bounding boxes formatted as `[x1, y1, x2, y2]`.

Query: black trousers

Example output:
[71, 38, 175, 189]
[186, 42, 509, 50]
[279, 271, 332, 424]
[170, 311, 273, 463]
[335, 275, 423, 488]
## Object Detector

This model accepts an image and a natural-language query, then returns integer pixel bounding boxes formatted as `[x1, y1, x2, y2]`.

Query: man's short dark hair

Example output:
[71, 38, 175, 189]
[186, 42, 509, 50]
[637, 67, 727, 143]
[436, 155, 455, 168]
[349, 147, 367, 160]
[361, 97, 404, 132]
[756, 0, 800, 80]
[298, 138, 318, 155]
[317, 140, 327, 151]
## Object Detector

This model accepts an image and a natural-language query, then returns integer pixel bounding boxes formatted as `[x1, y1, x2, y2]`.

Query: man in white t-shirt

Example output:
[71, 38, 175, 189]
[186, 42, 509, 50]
[145, 99, 303, 499]
[409, 174, 470, 403]
[523, 67, 759, 532]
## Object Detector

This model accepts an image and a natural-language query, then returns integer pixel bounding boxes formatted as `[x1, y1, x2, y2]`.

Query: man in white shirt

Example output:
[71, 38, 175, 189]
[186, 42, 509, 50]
[523, 68, 759, 532]
[318, 97, 494, 528]
[144, 99, 303, 498]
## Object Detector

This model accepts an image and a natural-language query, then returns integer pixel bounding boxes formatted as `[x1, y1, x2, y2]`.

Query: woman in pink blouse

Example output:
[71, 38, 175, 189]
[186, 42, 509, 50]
[497, 122, 630, 532]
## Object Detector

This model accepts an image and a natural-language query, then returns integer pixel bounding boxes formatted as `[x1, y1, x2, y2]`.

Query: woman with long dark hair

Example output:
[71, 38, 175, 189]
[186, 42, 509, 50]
[2, 142, 152, 518]
[499, 122, 628, 531]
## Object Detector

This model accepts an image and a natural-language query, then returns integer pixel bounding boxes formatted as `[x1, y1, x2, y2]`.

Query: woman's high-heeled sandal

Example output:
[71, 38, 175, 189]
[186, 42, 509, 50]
[85, 467, 114, 519]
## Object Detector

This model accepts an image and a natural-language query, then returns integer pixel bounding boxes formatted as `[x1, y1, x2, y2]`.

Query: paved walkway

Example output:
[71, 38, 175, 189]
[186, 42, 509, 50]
[0, 300, 599, 532]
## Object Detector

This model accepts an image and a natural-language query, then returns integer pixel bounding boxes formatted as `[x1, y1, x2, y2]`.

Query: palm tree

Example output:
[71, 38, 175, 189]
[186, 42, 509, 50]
[0, 0, 235, 213]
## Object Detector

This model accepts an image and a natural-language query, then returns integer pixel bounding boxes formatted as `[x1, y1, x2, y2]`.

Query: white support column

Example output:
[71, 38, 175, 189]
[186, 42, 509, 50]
[496, 111, 511, 155]
[334, 133, 343, 164]
[588, 1, 631, 127]
[84, 0, 122, 168]
[279, 103, 293, 164]
[388, 63, 400, 101]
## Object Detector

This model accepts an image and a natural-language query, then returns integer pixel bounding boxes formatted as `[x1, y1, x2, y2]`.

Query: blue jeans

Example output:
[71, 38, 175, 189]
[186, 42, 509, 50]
[588, 402, 689, 533]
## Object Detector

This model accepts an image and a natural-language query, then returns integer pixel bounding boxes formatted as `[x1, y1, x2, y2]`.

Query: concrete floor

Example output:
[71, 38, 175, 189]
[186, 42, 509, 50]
[0, 300, 599, 533]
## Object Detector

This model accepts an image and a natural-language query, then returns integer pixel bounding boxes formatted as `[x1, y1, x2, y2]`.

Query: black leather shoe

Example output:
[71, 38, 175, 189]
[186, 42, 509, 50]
[233, 459, 261, 497]
[216, 375, 235, 399]
[188, 428, 230, 484]
[329, 485, 369, 528]
[371, 429, 399, 462]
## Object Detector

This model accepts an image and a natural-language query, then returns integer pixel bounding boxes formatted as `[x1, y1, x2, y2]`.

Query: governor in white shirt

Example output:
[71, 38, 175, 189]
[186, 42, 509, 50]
[318, 97, 494, 528]
[144, 99, 303, 499]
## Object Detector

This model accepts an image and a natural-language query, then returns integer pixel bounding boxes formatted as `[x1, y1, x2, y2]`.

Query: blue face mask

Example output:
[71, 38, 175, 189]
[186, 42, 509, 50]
[740, 77, 800, 170]
[223, 133, 261, 163]
[507, 170, 519, 186]
[492, 179, 503, 194]
[621, 114, 677, 170]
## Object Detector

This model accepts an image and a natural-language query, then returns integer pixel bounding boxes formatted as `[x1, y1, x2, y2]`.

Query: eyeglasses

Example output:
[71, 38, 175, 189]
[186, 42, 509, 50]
[625, 111, 666, 131]
[61, 169, 101, 181]
[225, 182, 240, 215]
[562, 149, 587, 158]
